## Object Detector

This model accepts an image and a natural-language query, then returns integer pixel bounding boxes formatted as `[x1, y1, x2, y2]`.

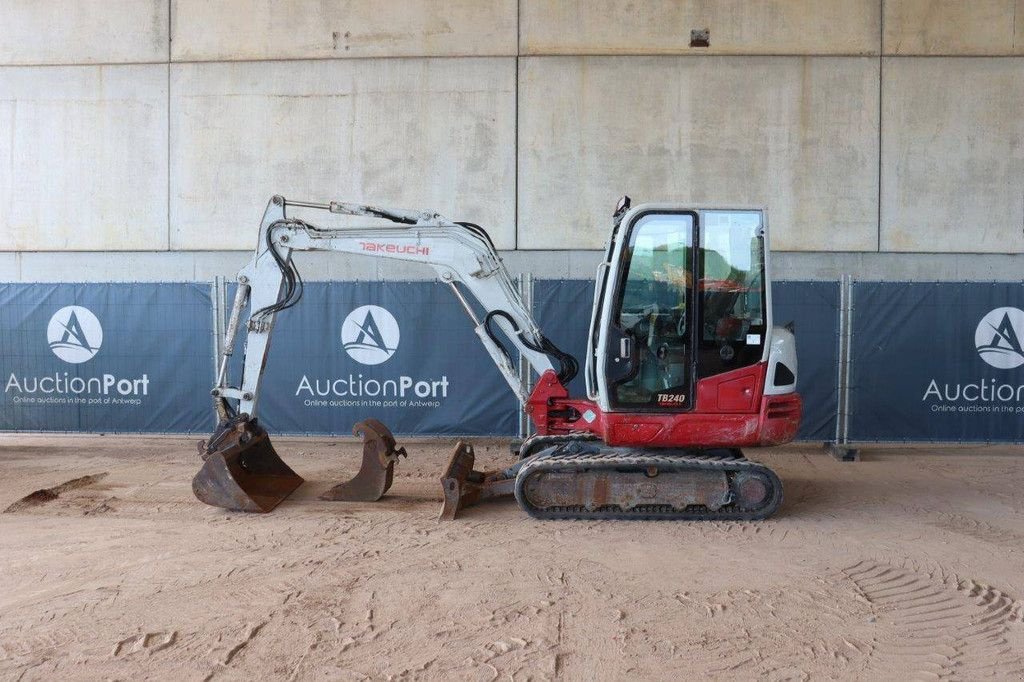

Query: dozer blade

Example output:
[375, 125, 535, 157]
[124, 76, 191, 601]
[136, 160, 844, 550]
[320, 419, 407, 502]
[439, 441, 517, 521]
[193, 416, 303, 513]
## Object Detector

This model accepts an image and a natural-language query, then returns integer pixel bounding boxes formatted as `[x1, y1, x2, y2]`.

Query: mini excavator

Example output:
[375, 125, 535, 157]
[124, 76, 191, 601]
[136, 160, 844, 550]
[194, 195, 801, 520]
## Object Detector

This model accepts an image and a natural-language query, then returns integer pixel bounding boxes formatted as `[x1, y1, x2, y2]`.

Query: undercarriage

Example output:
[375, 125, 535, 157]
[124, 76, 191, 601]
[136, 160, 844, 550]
[439, 434, 782, 521]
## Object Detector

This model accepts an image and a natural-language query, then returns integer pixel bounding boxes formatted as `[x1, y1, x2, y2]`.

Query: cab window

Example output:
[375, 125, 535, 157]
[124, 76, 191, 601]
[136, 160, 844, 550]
[698, 210, 766, 378]
[613, 213, 694, 408]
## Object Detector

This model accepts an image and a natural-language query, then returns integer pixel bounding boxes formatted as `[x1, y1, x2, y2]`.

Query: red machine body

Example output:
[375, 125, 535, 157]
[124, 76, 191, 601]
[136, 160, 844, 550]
[526, 366, 802, 449]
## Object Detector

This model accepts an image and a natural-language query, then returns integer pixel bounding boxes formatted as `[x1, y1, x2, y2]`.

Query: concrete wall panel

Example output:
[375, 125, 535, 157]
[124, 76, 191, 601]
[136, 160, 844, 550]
[0, 1, 168, 65]
[170, 58, 516, 250]
[0, 65, 169, 251]
[171, 0, 517, 61]
[518, 56, 879, 251]
[884, 1, 1024, 55]
[881, 58, 1024, 253]
[521, 1, 880, 55]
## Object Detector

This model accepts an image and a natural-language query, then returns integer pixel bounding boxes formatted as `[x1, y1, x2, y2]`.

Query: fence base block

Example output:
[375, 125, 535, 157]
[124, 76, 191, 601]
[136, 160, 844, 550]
[825, 443, 859, 462]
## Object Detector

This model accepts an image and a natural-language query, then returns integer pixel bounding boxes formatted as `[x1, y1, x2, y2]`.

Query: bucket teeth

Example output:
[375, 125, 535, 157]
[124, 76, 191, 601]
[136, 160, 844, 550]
[192, 416, 303, 513]
[319, 419, 407, 502]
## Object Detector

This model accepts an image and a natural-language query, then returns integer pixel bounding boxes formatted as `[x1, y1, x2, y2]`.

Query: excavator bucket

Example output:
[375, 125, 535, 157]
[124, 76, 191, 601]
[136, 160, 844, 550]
[192, 415, 303, 513]
[320, 419, 407, 502]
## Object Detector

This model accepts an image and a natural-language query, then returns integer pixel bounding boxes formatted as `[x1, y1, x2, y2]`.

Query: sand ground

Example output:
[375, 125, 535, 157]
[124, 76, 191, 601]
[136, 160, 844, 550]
[1, 435, 1023, 681]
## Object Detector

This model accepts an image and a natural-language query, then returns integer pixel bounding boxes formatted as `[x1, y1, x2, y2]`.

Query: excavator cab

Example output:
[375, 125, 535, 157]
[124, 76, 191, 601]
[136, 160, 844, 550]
[590, 206, 775, 418]
[519, 201, 799, 451]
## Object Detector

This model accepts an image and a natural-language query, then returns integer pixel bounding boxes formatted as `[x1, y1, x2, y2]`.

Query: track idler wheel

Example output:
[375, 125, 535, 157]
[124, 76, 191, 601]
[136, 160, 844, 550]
[320, 419, 407, 502]
[193, 415, 303, 513]
[732, 470, 777, 513]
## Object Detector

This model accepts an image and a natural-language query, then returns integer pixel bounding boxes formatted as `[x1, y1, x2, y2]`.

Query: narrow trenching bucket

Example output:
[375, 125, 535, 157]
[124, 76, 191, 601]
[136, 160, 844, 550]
[319, 419, 407, 502]
[192, 415, 303, 513]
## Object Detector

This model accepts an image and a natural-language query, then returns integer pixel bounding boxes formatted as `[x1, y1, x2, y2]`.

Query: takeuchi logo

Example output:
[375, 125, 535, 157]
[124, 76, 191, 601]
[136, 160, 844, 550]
[47, 306, 103, 364]
[341, 305, 400, 365]
[975, 307, 1024, 370]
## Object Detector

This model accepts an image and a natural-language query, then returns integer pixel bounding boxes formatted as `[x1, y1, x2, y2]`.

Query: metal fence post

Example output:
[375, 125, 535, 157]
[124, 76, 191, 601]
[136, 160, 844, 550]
[211, 276, 224, 382]
[517, 273, 534, 439]
[843, 277, 854, 446]
[828, 275, 858, 461]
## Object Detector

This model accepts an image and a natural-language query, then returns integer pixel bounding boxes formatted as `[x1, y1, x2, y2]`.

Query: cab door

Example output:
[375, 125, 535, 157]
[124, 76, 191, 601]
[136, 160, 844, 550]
[597, 210, 698, 412]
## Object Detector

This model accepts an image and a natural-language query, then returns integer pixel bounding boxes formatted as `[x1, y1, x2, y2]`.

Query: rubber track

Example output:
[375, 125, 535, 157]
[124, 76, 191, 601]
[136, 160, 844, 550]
[514, 449, 783, 521]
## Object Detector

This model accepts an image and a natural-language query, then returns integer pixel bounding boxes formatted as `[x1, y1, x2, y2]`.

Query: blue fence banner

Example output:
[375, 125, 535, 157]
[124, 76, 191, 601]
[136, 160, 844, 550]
[31, 278, 1024, 443]
[0, 283, 213, 433]
[849, 282, 1024, 442]
[773, 281, 840, 442]
[533, 279, 839, 442]
[532, 279, 594, 400]
[229, 281, 517, 436]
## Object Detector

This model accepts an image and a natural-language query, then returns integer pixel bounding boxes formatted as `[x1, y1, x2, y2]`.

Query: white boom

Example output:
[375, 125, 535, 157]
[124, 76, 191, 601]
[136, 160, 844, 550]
[212, 195, 558, 419]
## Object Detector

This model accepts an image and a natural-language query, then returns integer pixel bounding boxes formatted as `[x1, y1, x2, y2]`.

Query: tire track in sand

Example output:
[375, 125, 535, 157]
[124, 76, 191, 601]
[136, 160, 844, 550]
[841, 560, 1024, 680]
[924, 511, 1024, 549]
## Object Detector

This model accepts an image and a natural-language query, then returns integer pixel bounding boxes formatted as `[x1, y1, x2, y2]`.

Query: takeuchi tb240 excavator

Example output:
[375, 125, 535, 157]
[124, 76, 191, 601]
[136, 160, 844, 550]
[193, 195, 802, 521]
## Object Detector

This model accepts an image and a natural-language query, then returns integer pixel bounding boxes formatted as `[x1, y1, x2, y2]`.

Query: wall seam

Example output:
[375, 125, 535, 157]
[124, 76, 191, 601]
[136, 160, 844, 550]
[514, 0, 521, 251]
[166, 0, 172, 252]
[1013, 1, 1017, 52]
[877, 0, 884, 252]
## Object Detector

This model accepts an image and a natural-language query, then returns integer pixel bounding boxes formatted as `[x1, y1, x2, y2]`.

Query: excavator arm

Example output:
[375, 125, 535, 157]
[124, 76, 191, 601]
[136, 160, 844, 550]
[212, 195, 572, 420]
[195, 195, 578, 514]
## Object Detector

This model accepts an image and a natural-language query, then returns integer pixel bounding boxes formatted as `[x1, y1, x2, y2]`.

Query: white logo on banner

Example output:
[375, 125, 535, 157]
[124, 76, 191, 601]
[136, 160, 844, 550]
[975, 307, 1024, 370]
[341, 305, 400, 365]
[47, 306, 103, 363]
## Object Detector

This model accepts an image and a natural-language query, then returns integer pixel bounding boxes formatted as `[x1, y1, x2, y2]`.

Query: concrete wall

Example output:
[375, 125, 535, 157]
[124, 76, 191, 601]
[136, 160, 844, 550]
[0, 65, 168, 251]
[520, 0, 881, 55]
[882, 57, 1024, 253]
[883, 1, 1024, 55]
[0, 1, 168, 65]
[171, 0, 517, 60]
[518, 55, 880, 251]
[170, 58, 516, 250]
[2, 1, 1024, 280]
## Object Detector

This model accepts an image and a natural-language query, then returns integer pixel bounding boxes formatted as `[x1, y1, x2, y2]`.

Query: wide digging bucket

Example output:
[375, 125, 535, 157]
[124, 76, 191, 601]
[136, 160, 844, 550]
[193, 416, 303, 513]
